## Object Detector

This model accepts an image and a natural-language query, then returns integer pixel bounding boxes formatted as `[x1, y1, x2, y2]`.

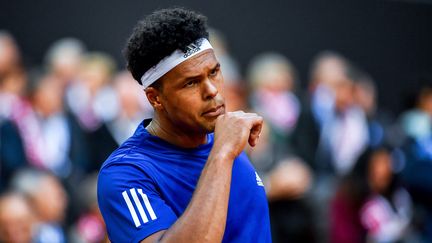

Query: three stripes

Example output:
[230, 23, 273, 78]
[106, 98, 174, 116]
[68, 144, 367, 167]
[122, 188, 157, 227]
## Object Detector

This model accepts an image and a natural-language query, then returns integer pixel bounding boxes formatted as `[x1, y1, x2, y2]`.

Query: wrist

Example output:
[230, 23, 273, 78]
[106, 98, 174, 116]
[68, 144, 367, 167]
[208, 146, 237, 164]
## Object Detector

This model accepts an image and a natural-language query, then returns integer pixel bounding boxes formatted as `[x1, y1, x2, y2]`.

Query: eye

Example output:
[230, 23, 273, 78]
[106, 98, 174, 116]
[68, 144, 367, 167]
[209, 66, 220, 77]
[184, 79, 198, 88]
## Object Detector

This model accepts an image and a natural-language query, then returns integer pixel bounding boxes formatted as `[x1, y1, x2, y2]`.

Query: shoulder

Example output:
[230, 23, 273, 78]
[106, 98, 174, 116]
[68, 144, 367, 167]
[98, 145, 159, 191]
[100, 120, 156, 172]
[97, 138, 178, 242]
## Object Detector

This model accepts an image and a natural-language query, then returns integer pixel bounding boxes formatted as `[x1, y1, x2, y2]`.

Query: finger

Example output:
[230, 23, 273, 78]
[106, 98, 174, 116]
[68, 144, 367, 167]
[248, 117, 263, 147]
[227, 110, 245, 116]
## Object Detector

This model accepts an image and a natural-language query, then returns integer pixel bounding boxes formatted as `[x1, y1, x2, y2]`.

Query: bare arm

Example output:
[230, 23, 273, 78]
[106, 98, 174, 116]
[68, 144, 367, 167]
[141, 111, 263, 243]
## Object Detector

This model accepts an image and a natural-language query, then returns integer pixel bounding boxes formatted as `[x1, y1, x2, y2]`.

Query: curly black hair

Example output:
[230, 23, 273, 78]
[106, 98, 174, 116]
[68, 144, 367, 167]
[124, 7, 209, 85]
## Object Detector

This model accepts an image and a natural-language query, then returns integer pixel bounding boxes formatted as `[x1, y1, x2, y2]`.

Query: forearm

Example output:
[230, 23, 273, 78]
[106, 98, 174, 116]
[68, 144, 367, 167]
[157, 151, 234, 243]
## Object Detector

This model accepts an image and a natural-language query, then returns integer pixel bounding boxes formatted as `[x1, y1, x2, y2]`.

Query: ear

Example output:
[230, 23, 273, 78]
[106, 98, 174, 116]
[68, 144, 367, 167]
[145, 87, 164, 111]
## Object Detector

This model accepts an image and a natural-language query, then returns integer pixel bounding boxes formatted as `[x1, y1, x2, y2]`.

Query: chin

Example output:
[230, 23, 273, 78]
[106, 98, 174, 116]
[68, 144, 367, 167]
[208, 124, 216, 133]
[202, 121, 216, 133]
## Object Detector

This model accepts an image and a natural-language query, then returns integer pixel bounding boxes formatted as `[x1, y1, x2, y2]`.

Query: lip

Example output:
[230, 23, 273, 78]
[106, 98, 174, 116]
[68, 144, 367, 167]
[202, 105, 225, 118]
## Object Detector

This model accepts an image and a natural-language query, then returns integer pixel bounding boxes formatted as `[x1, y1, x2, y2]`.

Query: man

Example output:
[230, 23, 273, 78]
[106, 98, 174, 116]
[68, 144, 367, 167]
[97, 8, 271, 243]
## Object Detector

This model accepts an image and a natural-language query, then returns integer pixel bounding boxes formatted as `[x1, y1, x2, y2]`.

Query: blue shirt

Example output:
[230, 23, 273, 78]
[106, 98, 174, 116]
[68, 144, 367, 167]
[97, 120, 271, 243]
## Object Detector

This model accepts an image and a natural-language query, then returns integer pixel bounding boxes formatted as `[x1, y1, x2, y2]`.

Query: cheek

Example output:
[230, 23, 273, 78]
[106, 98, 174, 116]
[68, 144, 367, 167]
[215, 74, 225, 95]
[165, 91, 202, 120]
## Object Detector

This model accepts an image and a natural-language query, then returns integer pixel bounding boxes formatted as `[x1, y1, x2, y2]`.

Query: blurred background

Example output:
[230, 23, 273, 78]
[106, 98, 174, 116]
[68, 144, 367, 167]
[1, 0, 432, 242]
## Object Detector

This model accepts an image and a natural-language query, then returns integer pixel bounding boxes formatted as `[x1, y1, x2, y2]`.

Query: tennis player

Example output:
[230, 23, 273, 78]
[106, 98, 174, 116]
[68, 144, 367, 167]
[97, 7, 271, 243]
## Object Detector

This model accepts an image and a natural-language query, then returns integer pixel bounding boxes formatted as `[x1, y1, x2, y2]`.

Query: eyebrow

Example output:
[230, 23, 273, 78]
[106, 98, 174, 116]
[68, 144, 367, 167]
[212, 63, 221, 70]
[182, 62, 220, 82]
[183, 74, 201, 82]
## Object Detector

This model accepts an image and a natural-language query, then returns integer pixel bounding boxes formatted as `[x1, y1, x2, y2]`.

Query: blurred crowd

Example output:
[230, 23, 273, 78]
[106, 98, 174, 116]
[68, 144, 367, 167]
[1, 28, 431, 243]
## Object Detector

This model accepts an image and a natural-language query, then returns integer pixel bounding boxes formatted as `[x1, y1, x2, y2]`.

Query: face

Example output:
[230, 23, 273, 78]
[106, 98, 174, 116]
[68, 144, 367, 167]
[419, 91, 432, 116]
[368, 150, 393, 193]
[354, 83, 376, 114]
[314, 57, 347, 88]
[334, 79, 354, 112]
[79, 63, 110, 95]
[0, 36, 20, 74]
[33, 75, 64, 117]
[0, 196, 34, 243]
[33, 176, 67, 222]
[149, 50, 225, 134]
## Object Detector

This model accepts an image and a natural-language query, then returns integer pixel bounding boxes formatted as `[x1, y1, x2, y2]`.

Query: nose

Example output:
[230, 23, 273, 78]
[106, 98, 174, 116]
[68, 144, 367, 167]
[202, 78, 218, 100]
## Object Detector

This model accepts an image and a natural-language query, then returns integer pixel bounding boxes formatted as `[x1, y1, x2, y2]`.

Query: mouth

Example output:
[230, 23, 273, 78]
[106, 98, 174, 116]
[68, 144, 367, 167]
[202, 104, 225, 118]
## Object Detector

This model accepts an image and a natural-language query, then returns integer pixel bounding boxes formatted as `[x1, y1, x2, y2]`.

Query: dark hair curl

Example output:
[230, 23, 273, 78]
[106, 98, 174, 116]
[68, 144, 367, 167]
[124, 7, 209, 85]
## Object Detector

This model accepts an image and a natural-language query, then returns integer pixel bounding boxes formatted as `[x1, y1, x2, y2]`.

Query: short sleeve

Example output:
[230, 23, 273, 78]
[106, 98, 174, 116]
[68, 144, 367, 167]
[97, 162, 177, 243]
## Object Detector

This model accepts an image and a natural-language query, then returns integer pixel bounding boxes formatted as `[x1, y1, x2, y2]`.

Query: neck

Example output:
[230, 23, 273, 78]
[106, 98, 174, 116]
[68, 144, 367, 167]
[147, 114, 208, 149]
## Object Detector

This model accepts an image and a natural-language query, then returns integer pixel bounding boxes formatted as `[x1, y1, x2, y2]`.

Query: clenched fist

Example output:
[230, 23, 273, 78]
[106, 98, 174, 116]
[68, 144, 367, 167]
[212, 111, 263, 160]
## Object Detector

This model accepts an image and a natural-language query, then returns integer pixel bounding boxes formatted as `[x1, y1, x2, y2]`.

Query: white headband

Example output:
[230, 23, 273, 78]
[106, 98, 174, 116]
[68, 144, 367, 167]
[140, 38, 213, 88]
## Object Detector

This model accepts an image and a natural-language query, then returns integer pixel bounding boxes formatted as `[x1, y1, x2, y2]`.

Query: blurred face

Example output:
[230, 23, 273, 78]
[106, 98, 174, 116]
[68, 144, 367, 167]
[52, 52, 81, 83]
[151, 50, 225, 134]
[80, 64, 110, 95]
[0, 196, 34, 243]
[32, 176, 67, 223]
[354, 83, 376, 115]
[368, 150, 393, 193]
[33, 76, 63, 117]
[335, 80, 355, 112]
[0, 36, 20, 74]
[419, 91, 432, 116]
[115, 74, 144, 118]
[0, 71, 27, 95]
[258, 65, 293, 92]
[314, 57, 346, 89]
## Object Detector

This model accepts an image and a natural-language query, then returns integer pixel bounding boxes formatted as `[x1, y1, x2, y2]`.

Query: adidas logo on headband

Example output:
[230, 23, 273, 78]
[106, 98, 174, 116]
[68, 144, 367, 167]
[183, 39, 204, 58]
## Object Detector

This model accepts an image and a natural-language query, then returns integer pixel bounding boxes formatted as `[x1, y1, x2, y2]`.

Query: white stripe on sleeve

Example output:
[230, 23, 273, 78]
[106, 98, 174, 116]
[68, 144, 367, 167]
[122, 191, 141, 227]
[138, 189, 157, 220]
[130, 188, 149, 223]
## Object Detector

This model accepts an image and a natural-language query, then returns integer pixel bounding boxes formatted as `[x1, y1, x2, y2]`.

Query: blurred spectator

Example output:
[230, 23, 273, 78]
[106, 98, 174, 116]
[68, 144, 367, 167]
[247, 122, 315, 243]
[67, 52, 117, 129]
[294, 51, 368, 242]
[361, 147, 412, 243]
[400, 84, 432, 242]
[248, 52, 301, 159]
[266, 158, 315, 243]
[0, 31, 33, 191]
[246, 123, 312, 201]
[44, 38, 85, 90]
[291, 51, 349, 170]
[245, 52, 315, 242]
[400, 85, 432, 143]
[27, 70, 90, 221]
[69, 173, 108, 243]
[330, 151, 369, 243]
[353, 72, 382, 146]
[312, 55, 369, 177]
[330, 147, 412, 243]
[352, 68, 399, 150]
[11, 169, 68, 243]
[0, 191, 35, 243]
[27, 73, 75, 177]
[66, 52, 118, 173]
[0, 31, 25, 100]
[308, 51, 348, 128]
[209, 29, 247, 112]
[318, 75, 368, 176]
[107, 71, 152, 145]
